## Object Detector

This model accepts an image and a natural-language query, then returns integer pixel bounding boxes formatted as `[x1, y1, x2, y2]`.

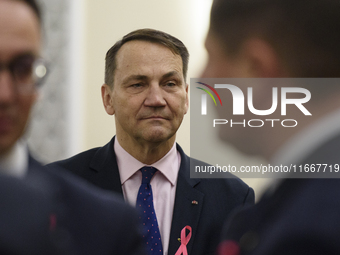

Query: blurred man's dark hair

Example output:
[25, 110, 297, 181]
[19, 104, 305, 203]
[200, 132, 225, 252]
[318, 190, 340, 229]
[210, 0, 340, 77]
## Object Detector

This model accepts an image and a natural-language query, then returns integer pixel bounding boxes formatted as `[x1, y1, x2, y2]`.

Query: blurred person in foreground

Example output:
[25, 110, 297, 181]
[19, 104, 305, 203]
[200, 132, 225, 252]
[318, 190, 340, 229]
[0, 0, 145, 254]
[201, 0, 340, 254]
[49, 28, 255, 255]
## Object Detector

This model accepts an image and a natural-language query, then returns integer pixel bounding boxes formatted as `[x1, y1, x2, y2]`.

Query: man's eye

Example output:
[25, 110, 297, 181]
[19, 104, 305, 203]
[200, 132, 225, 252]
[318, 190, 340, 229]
[131, 83, 143, 88]
[166, 82, 176, 87]
[11, 55, 35, 80]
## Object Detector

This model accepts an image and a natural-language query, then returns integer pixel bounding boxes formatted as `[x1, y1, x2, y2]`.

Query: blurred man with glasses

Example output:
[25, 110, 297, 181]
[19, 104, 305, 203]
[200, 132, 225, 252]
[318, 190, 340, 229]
[0, 1, 145, 254]
[0, 1, 47, 172]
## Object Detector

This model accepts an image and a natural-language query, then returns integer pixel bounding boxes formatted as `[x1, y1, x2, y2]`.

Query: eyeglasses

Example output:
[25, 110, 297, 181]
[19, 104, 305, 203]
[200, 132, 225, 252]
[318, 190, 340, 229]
[0, 53, 48, 94]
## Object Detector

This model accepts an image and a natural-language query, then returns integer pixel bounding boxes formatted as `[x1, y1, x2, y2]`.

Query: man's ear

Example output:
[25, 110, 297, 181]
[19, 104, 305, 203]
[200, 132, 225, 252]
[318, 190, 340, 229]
[184, 83, 189, 114]
[101, 84, 115, 115]
[240, 38, 289, 108]
[241, 38, 285, 77]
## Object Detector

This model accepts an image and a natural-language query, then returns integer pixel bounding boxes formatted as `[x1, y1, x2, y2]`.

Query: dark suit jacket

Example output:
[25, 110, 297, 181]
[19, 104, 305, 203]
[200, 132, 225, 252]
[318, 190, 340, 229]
[27, 156, 146, 255]
[218, 134, 340, 255]
[0, 173, 62, 255]
[49, 137, 255, 255]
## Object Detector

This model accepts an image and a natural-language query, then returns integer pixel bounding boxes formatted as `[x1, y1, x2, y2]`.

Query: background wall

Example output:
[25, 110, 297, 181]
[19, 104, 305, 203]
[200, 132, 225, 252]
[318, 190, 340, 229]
[29, 0, 270, 200]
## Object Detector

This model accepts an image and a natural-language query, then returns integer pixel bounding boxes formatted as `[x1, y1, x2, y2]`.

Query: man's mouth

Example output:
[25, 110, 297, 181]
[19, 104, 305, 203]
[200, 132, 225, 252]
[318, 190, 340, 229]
[145, 116, 166, 119]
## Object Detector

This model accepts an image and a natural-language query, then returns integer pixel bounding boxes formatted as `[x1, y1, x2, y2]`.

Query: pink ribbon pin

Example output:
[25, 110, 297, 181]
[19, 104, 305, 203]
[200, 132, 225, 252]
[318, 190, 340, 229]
[175, 225, 192, 255]
[217, 240, 240, 255]
[49, 213, 57, 231]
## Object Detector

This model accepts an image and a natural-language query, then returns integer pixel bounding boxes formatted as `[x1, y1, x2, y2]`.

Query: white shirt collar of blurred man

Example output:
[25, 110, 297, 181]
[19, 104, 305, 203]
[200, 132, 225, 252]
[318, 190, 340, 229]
[266, 108, 340, 194]
[0, 140, 28, 177]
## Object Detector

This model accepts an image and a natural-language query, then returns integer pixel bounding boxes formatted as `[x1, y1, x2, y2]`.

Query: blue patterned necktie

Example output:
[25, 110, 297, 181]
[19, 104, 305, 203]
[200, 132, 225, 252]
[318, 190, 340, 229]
[136, 167, 163, 255]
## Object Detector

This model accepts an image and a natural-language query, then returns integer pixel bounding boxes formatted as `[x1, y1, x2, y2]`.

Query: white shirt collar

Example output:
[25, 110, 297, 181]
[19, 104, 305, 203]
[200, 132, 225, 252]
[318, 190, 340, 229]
[272, 108, 340, 166]
[114, 139, 179, 186]
[267, 108, 340, 193]
[0, 141, 29, 177]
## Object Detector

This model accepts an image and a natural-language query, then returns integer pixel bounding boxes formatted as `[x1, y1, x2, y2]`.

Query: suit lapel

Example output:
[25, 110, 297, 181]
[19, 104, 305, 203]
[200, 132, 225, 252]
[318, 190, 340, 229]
[168, 145, 204, 255]
[89, 137, 124, 197]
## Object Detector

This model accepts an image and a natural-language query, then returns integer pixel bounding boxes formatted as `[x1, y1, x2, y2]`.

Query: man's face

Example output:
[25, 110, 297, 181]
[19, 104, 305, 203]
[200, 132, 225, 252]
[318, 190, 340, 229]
[103, 40, 188, 148]
[0, 0, 41, 155]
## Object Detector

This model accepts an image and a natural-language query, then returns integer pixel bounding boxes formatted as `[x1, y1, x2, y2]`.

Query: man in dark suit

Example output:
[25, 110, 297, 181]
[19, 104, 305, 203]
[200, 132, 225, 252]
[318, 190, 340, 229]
[49, 29, 255, 255]
[201, 0, 340, 254]
[31, 157, 146, 255]
[0, 1, 145, 254]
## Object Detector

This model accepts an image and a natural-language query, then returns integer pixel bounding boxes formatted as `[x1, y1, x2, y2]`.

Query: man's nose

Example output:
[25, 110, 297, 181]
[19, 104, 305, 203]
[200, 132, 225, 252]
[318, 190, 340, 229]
[144, 83, 166, 107]
[0, 70, 16, 104]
